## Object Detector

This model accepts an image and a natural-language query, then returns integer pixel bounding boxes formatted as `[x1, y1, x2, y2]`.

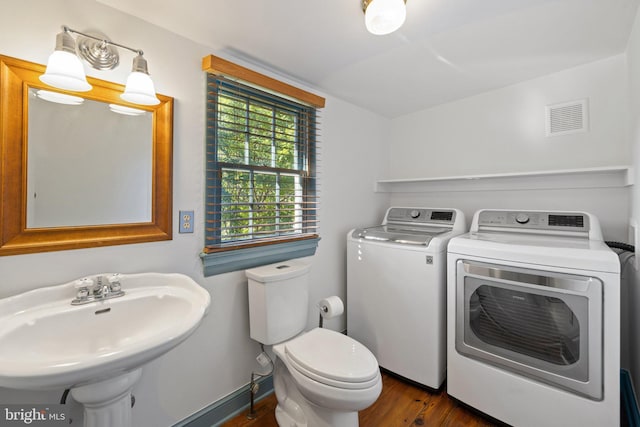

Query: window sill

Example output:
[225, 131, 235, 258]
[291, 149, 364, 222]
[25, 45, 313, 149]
[200, 236, 320, 276]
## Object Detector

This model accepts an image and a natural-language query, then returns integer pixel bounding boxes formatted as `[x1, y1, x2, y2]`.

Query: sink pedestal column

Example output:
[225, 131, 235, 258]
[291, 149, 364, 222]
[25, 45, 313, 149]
[70, 369, 142, 427]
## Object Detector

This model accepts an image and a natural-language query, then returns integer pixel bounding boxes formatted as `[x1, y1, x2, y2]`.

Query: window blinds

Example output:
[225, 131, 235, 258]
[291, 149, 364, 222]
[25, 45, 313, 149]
[204, 75, 320, 252]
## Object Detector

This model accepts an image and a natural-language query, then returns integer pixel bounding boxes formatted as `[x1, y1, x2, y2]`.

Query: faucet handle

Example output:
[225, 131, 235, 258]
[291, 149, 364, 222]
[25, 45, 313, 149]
[108, 273, 122, 292]
[74, 278, 93, 299]
[75, 278, 94, 289]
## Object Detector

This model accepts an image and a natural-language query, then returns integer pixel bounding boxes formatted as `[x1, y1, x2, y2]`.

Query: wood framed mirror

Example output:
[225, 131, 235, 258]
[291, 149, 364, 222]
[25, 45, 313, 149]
[0, 55, 173, 256]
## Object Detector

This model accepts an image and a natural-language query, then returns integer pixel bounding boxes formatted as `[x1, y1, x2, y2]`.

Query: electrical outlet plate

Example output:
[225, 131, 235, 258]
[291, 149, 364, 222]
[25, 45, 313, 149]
[179, 210, 194, 233]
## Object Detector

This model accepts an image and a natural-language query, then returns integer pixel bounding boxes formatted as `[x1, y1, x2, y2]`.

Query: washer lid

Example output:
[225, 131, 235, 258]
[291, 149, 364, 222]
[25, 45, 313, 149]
[353, 224, 449, 245]
[285, 328, 379, 384]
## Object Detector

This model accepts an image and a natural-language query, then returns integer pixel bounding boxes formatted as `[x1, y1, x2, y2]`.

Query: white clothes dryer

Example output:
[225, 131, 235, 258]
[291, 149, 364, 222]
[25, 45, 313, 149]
[447, 209, 620, 427]
[347, 207, 466, 389]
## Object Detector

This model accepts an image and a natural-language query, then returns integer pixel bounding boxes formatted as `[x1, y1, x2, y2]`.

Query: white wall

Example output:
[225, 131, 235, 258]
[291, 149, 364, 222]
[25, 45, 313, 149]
[0, 0, 390, 425]
[625, 0, 640, 394]
[630, 0, 640, 240]
[389, 54, 630, 179]
[386, 54, 632, 243]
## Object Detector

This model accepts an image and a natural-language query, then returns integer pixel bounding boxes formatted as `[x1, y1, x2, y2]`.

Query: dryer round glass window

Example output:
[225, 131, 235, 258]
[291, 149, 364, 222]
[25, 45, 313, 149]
[455, 260, 602, 400]
[468, 285, 581, 366]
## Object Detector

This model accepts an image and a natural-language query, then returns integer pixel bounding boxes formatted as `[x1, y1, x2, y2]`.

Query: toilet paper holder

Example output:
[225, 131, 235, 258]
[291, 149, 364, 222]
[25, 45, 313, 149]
[318, 296, 344, 328]
[319, 305, 327, 328]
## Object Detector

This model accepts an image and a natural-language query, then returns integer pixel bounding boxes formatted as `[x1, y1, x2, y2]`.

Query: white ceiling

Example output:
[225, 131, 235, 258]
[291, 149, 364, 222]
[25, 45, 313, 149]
[98, 0, 638, 118]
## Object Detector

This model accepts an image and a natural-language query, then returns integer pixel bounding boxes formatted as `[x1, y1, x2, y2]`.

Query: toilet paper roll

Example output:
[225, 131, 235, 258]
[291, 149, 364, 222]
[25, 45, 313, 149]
[319, 296, 344, 319]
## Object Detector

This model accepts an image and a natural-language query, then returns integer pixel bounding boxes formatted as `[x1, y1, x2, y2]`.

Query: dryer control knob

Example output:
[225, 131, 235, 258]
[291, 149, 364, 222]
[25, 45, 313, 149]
[409, 209, 421, 219]
[515, 213, 530, 224]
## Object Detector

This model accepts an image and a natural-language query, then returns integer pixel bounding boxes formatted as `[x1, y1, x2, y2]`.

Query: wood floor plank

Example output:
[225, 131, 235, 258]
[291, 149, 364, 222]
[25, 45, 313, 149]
[222, 372, 495, 427]
[224, 394, 278, 427]
[442, 406, 497, 427]
[410, 388, 456, 427]
[443, 400, 497, 427]
[358, 373, 432, 426]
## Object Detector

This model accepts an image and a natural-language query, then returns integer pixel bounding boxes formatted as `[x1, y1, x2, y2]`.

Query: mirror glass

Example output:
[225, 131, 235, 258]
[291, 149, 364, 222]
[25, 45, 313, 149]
[27, 88, 153, 228]
[0, 55, 173, 256]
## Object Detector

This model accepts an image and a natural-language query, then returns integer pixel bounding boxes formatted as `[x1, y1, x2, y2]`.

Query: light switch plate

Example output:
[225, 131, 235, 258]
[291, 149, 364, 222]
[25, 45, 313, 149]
[179, 210, 194, 233]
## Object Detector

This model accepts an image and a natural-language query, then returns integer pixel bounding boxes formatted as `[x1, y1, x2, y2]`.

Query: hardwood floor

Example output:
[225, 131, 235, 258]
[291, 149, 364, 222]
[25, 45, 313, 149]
[222, 371, 498, 427]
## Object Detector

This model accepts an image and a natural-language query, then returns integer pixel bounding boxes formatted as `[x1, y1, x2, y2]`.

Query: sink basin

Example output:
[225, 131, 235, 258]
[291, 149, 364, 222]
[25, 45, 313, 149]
[0, 272, 210, 390]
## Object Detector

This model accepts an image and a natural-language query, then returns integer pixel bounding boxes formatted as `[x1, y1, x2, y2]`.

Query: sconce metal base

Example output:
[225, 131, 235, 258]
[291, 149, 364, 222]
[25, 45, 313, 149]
[77, 31, 119, 70]
[362, 0, 407, 13]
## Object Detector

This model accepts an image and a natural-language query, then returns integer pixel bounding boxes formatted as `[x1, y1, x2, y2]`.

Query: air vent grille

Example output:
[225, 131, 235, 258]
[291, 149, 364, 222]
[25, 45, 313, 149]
[545, 99, 588, 137]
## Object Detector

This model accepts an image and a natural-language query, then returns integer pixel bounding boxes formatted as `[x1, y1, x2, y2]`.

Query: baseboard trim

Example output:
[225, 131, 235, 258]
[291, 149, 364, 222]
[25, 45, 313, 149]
[174, 375, 274, 427]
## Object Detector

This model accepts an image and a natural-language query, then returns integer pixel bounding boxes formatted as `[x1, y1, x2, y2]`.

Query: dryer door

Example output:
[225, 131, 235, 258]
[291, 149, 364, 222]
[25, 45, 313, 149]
[455, 260, 603, 400]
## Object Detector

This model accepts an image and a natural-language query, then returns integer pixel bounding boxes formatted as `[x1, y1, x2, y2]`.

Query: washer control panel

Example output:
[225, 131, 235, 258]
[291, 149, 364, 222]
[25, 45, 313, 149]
[386, 208, 456, 224]
[477, 210, 589, 232]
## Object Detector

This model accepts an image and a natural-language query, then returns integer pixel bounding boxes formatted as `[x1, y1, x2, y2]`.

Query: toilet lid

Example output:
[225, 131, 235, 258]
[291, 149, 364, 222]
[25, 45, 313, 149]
[284, 328, 379, 386]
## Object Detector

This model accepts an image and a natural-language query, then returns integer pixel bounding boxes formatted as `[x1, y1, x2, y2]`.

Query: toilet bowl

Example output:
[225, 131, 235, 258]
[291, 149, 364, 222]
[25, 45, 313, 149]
[272, 328, 382, 426]
[246, 260, 382, 427]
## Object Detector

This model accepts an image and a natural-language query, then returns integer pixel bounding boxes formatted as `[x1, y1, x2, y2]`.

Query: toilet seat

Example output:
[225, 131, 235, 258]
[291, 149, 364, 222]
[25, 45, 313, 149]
[284, 328, 380, 390]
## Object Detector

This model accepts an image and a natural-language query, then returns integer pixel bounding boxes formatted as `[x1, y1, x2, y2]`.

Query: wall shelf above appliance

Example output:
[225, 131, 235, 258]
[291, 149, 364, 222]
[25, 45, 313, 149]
[375, 166, 632, 193]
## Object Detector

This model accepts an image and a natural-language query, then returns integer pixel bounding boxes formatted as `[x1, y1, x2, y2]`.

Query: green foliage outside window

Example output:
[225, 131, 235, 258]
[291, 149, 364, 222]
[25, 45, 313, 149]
[216, 91, 306, 243]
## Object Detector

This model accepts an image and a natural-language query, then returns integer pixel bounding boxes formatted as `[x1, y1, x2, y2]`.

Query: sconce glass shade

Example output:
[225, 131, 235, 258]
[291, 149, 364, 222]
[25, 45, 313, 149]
[121, 72, 160, 105]
[364, 0, 407, 35]
[39, 31, 92, 92]
[40, 50, 92, 92]
[120, 55, 160, 105]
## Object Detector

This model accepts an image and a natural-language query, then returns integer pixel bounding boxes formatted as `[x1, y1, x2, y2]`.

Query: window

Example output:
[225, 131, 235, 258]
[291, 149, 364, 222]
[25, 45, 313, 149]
[202, 73, 321, 276]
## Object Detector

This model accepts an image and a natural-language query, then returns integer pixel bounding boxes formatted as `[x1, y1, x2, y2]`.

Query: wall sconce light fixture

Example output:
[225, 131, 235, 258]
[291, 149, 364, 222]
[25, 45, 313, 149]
[40, 26, 160, 105]
[362, 0, 407, 35]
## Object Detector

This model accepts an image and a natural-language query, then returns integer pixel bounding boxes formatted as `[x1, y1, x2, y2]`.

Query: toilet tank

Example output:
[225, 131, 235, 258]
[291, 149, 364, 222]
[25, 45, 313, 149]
[246, 260, 310, 345]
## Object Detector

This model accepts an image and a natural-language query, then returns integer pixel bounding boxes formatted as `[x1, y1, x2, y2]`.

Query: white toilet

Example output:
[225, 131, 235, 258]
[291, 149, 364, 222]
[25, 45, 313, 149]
[246, 260, 382, 427]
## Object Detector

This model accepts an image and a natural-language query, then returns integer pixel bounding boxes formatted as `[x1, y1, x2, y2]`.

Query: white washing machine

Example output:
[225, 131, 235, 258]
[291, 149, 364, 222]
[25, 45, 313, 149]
[447, 209, 620, 427]
[347, 207, 466, 389]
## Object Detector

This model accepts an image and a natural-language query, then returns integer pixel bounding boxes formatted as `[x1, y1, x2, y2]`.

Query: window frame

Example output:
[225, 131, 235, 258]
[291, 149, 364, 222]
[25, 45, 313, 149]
[201, 68, 321, 276]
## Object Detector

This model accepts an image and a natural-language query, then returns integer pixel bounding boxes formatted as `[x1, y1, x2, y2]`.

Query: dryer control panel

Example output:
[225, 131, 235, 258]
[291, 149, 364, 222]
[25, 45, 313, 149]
[476, 210, 590, 233]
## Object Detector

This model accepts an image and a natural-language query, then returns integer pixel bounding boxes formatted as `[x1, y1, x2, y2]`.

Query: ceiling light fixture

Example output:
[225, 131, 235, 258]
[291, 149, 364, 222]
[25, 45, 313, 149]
[362, 0, 407, 35]
[40, 25, 160, 105]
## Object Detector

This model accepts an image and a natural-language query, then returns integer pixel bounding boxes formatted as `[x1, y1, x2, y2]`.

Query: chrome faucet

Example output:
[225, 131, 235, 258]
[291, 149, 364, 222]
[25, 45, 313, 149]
[72, 274, 125, 305]
[93, 276, 108, 298]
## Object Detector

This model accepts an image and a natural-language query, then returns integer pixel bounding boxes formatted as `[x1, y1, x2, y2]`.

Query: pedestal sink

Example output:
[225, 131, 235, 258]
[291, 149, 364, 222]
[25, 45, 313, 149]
[0, 272, 210, 427]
